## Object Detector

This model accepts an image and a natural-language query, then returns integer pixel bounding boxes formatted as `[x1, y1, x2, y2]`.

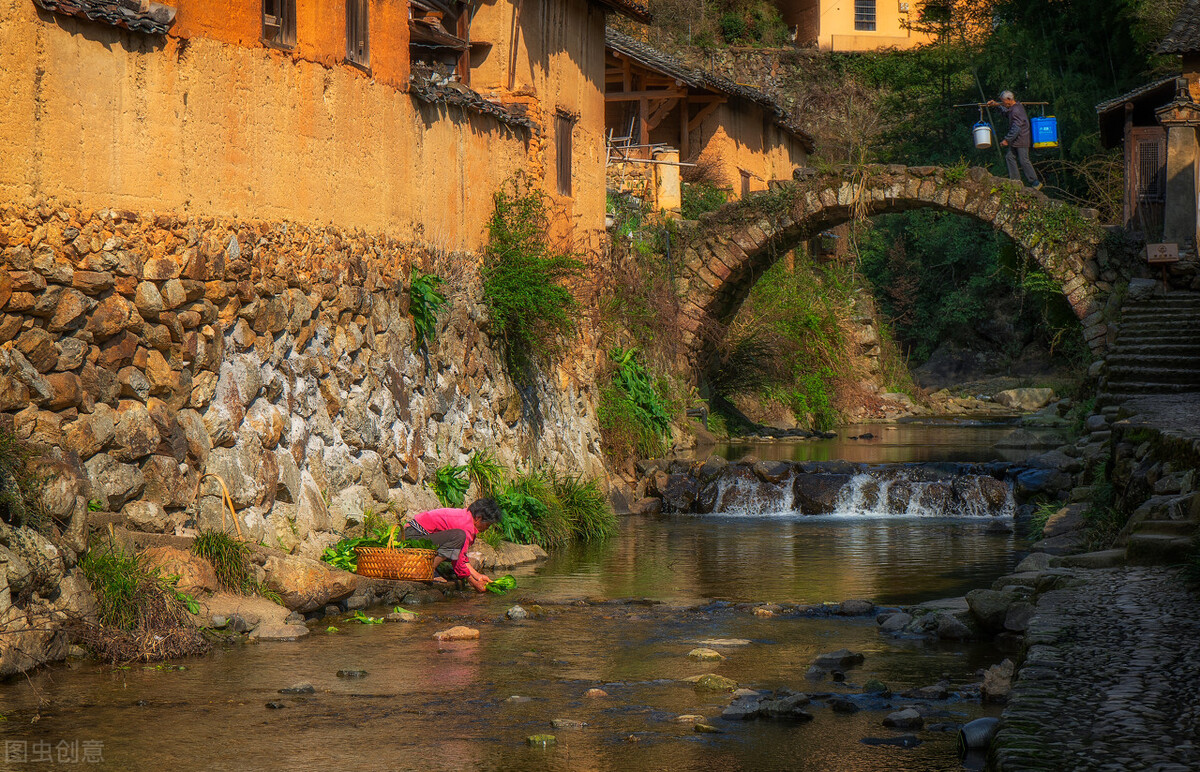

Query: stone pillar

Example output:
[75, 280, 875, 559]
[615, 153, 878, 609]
[1155, 80, 1200, 250]
[654, 149, 681, 214]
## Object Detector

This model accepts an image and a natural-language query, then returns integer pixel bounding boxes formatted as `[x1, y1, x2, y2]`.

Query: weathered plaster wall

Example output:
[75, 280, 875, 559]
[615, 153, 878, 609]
[0, 0, 525, 251]
[693, 104, 808, 196]
[469, 0, 608, 249]
[0, 201, 606, 556]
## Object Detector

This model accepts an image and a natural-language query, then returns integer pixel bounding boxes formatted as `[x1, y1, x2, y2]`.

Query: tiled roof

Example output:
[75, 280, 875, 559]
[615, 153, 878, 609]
[409, 69, 536, 131]
[1095, 75, 1180, 115]
[594, 0, 652, 24]
[32, 0, 175, 34]
[1159, 0, 1200, 54]
[605, 29, 814, 151]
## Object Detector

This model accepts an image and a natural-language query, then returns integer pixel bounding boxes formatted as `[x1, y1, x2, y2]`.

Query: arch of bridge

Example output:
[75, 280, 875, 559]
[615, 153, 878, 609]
[674, 164, 1113, 370]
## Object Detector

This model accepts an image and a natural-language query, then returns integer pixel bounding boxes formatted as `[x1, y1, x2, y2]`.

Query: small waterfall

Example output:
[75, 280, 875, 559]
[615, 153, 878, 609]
[712, 472, 796, 515]
[831, 471, 1014, 518]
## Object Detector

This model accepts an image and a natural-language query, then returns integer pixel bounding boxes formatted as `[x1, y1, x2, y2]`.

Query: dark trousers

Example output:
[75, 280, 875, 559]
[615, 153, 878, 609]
[404, 525, 466, 564]
[1005, 146, 1039, 185]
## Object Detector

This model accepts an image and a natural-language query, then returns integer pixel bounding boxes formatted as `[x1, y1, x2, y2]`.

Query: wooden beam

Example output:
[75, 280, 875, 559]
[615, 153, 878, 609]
[646, 97, 677, 131]
[606, 89, 686, 102]
[688, 100, 723, 132]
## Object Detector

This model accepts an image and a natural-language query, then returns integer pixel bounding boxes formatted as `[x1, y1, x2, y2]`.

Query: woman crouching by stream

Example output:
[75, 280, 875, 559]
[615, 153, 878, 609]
[404, 499, 500, 592]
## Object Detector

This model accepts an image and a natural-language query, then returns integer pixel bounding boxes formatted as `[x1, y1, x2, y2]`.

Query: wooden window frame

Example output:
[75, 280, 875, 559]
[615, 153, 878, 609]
[346, 0, 371, 71]
[262, 0, 297, 50]
[556, 112, 575, 198]
[854, 0, 877, 31]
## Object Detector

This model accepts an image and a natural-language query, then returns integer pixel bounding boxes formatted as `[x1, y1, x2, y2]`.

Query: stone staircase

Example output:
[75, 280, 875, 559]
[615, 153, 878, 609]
[1098, 290, 1200, 410]
[1094, 289, 1200, 565]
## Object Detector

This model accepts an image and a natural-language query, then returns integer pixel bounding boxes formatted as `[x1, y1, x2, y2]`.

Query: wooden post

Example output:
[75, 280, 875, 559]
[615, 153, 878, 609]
[639, 96, 650, 155]
[679, 97, 690, 160]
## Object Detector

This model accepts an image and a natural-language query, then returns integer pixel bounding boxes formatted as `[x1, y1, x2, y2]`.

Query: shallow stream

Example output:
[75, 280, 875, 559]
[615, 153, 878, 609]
[0, 424, 1027, 771]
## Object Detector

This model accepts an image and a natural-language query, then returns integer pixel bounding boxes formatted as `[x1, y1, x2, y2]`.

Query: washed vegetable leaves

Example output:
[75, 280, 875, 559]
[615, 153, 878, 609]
[486, 575, 517, 594]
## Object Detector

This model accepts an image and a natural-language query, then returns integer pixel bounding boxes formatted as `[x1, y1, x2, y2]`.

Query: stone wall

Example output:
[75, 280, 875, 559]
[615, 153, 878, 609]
[0, 198, 607, 557]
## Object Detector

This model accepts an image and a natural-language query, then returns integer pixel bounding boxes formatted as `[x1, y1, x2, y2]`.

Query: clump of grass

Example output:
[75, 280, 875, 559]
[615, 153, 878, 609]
[467, 450, 507, 498]
[191, 530, 282, 603]
[599, 347, 673, 466]
[192, 530, 254, 593]
[550, 472, 616, 542]
[0, 426, 51, 533]
[78, 542, 209, 663]
[1027, 500, 1058, 541]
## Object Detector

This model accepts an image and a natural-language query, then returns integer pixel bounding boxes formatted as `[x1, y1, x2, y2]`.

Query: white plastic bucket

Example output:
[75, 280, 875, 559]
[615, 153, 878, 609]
[973, 122, 993, 149]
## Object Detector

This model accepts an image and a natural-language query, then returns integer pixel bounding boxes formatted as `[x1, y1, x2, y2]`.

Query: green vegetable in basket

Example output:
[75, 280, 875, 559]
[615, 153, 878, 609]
[485, 575, 517, 594]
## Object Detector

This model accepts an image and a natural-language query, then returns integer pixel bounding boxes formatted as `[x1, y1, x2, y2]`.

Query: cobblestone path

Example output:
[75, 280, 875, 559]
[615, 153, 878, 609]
[993, 566, 1200, 771]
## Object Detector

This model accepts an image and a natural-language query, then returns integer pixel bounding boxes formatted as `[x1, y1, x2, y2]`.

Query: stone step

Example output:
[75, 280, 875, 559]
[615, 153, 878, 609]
[1106, 356, 1200, 370]
[1111, 332, 1200, 344]
[1107, 344, 1200, 356]
[1099, 384, 1200, 396]
[1115, 324, 1200, 336]
[1125, 533, 1195, 565]
[1106, 366, 1200, 383]
[1117, 310, 1200, 318]
[1133, 519, 1199, 536]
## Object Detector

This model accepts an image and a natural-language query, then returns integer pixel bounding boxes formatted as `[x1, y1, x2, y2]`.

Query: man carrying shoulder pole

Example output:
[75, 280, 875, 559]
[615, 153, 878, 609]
[987, 90, 1043, 190]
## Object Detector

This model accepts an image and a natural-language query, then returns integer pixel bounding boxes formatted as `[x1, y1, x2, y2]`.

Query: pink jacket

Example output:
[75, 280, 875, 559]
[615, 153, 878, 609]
[412, 508, 477, 577]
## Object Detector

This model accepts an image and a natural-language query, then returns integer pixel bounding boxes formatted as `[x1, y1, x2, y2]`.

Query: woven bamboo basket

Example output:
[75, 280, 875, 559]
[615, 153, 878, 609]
[354, 526, 439, 581]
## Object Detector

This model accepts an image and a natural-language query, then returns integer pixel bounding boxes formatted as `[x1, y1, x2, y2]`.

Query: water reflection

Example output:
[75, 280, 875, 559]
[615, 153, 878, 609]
[0, 515, 1016, 772]
[710, 419, 1055, 464]
[528, 514, 1016, 606]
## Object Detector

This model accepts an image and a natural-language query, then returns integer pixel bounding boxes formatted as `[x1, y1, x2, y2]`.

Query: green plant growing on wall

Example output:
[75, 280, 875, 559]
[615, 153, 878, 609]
[410, 268, 448, 349]
[432, 463, 470, 507]
[0, 426, 51, 533]
[482, 176, 583, 374]
[466, 450, 506, 498]
[599, 347, 673, 464]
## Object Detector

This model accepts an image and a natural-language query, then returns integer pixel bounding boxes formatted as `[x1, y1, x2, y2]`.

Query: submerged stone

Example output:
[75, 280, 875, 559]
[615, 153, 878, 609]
[527, 735, 556, 747]
[694, 674, 738, 692]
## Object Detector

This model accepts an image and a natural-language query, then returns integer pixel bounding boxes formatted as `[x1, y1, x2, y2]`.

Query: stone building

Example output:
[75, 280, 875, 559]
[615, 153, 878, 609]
[774, 0, 934, 51]
[1097, 0, 1200, 258]
[604, 29, 812, 210]
[0, 0, 652, 563]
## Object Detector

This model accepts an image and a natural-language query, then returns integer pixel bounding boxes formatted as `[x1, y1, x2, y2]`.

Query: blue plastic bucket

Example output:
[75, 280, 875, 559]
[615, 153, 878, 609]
[1032, 116, 1058, 148]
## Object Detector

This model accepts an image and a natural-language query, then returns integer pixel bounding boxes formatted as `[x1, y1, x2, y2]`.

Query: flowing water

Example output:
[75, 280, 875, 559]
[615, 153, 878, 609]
[0, 425, 1027, 772]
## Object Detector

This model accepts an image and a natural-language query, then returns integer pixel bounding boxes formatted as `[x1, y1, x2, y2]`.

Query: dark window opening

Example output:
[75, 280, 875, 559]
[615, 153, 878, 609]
[262, 0, 296, 49]
[556, 114, 574, 197]
[410, 1, 471, 85]
[854, 0, 877, 31]
[346, 0, 370, 69]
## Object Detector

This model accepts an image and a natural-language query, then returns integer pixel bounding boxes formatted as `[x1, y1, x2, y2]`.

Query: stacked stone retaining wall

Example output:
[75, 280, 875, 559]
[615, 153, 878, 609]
[0, 198, 607, 557]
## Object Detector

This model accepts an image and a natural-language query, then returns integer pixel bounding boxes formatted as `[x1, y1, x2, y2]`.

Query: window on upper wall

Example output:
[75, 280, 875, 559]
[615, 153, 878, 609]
[556, 113, 574, 197]
[346, 0, 370, 69]
[262, 0, 296, 49]
[854, 0, 877, 31]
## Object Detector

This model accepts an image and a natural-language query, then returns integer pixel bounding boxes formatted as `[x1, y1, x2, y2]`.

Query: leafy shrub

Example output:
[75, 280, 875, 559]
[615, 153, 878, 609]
[432, 463, 469, 507]
[681, 182, 728, 220]
[483, 177, 583, 372]
[718, 12, 746, 43]
[409, 268, 448, 348]
[491, 468, 614, 548]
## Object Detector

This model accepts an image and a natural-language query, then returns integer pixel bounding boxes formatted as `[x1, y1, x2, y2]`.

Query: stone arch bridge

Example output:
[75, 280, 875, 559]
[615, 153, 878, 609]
[674, 164, 1118, 371]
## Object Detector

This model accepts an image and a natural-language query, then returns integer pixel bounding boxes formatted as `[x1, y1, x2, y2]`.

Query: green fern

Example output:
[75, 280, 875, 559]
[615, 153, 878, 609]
[410, 268, 448, 348]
